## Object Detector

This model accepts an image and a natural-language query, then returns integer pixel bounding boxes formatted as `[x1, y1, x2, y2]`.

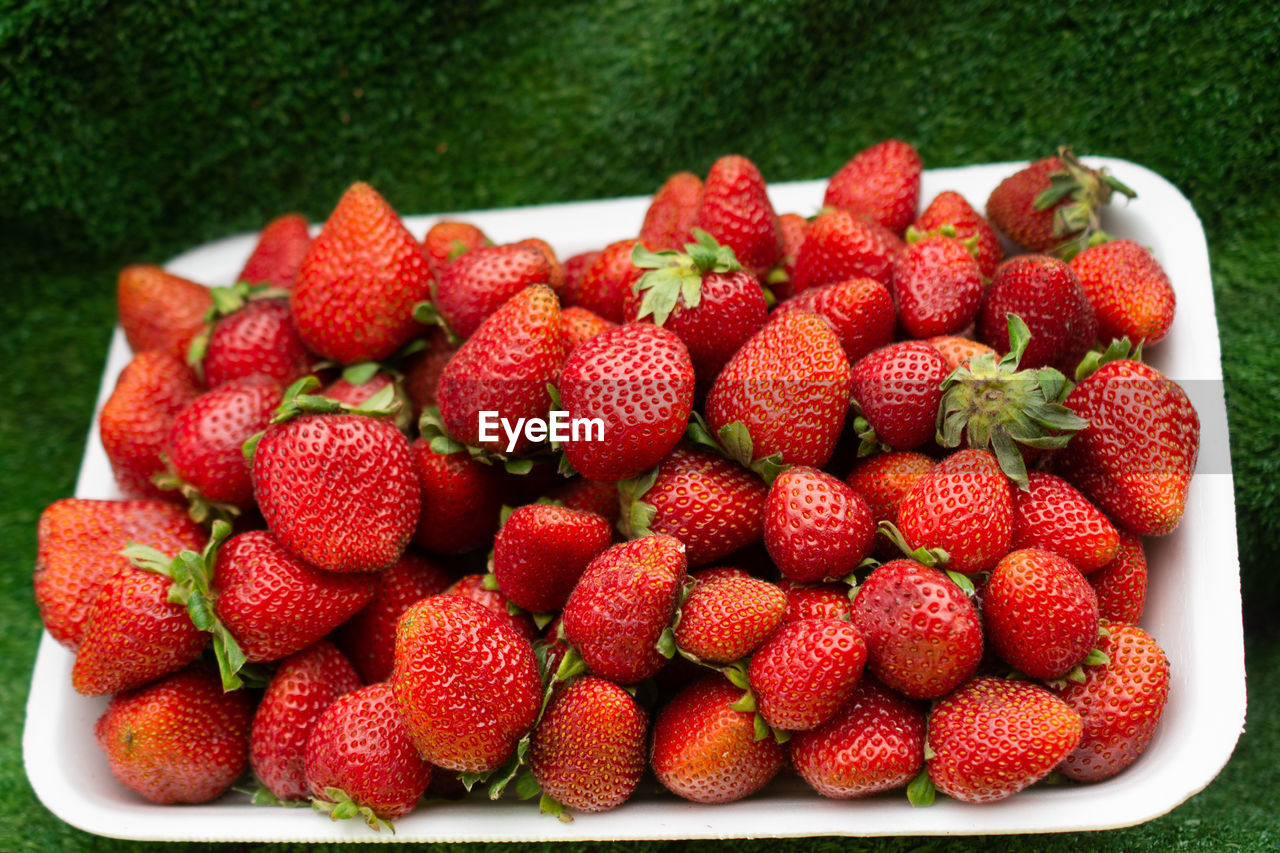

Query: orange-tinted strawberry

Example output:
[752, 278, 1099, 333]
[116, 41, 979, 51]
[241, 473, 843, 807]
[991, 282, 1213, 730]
[767, 211, 810, 300]
[238, 213, 312, 290]
[117, 265, 213, 360]
[292, 182, 432, 364]
[747, 617, 867, 731]
[778, 579, 853, 623]
[422, 220, 491, 279]
[567, 238, 641, 323]
[890, 233, 984, 338]
[764, 466, 874, 583]
[911, 190, 1003, 278]
[197, 297, 314, 390]
[410, 441, 506, 554]
[639, 170, 702, 251]
[773, 277, 896, 366]
[849, 340, 950, 452]
[443, 573, 539, 641]
[1011, 471, 1119, 572]
[844, 451, 936, 556]
[978, 254, 1098, 371]
[492, 504, 613, 614]
[790, 207, 905, 293]
[516, 237, 566, 291]
[897, 449, 1013, 574]
[674, 575, 786, 664]
[1070, 238, 1175, 347]
[560, 305, 616, 352]
[924, 335, 996, 371]
[824, 139, 922, 234]
[94, 662, 251, 804]
[1088, 532, 1147, 624]
[434, 243, 559, 339]
[690, 154, 783, 278]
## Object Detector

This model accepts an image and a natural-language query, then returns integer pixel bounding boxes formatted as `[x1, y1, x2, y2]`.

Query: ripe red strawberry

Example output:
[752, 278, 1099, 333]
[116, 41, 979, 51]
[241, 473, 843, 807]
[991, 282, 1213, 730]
[566, 238, 641, 323]
[391, 594, 541, 774]
[422, 219, 491, 279]
[250, 640, 362, 801]
[849, 340, 950, 451]
[94, 662, 252, 804]
[674, 574, 786, 664]
[238, 213, 312, 290]
[492, 504, 613, 613]
[764, 466, 874, 583]
[34, 498, 205, 649]
[528, 676, 648, 814]
[99, 350, 202, 501]
[291, 181, 432, 363]
[650, 675, 785, 804]
[618, 446, 768, 566]
[747, 617, 867, 731]
[1057, 355, 1200, 535]
[766, 211, 809, 300]
[434, 242, 559, 339]
[117, 264, 213, 360]
[320, 368, 404, 414]
[925, 676, 1082, 803]
[639, 170, 702, 250]
[925, 335, 996, 371]
[197, 297, 313, 390]
[545, 475, 622, 524]
[705, 311, 853, 469]
[779, 579, 853, 623]
[1088, 532, 1148, 624]
[1070, 238, 1176, 346]
[850, 559, 982, 699]
[911, 190, 1003, 278]
[515, 237, 566, 291]
[824, 139, 922, 234]
[1057, 622, 1171, 782]
[984, 548, 1100, 679]
[435, 284, 566, 454]
[978, 254, 1098, 371]
[690, 154, 784, 277]
[561, 305, 616, 352]
[896, 449, 1013, 574]
[561, 535, 687, 684]
[561, 250, 601, 303]
[558, 323, 694, 482]
[443, 573, 539, 641]
[400, 327, 457, 413]
[1011, 471, 1119, 572]
[772, 277, 896, 365]
[790, 675, 926, 799]
[410, 440, 506, 553]
[844, 451, 935, 556]
[790, 207, 905, 293]
[334, 549, 453, 683]
[889, 233, 984, 338]
[306, 682, 433, 827]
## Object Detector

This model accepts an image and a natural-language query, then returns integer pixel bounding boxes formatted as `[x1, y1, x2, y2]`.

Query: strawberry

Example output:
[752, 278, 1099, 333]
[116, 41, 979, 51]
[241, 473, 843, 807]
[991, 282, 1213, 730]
[849, 340, 950, 452]
[705, 311, 853, 470]
[790, 675, 926, 798]
[772, 277, 896, 366]
[925, 335, 996, 371]
[1070, 238, 1176, 346]
[618, 446, 767, 566]
[195, 296, 313, 390]
[674, 574, 786, 664]
[1057, 622, 1171, 782]
[400, 327, 458, 413]
[391, 594, 542, 774]
[238, 213, 312, 290]
[561, 535, 687, 684]
[291, 181, 432, 363]
[99, 349, 202, 501]
[561, 249, 601, 304]
[433, 243, 559, 339]
[824, 139, 922, 234]
[422, 219, 491, 280]
[117, 264, 212, 360]
[844, 451, 935, 556]
[250, 640, 362, 801]
[850, 559, 982, 699]
[639, 170, 702, 250]
[896, 449, 1013, 574]
[560, 305, 616, 352]
[690, 154, 783, 277]
[766, 211, 809, 300]
[924, 676, 1082, 803]
[977, 254, 1098, 371]
[566, 238, 641, 323]
[516, 237, 567, 291]
[558, 323, 694, 482]
[889, 233, 984, 338]
[764, 466, 874, 583]
[983, 548, 1100, 680]
[544, 475, 622, 524]
[443, 573, 539, 641]
[650, 675, 785, 804]
[492, 504, 613, 614]
[306, 682, 433, 828]
[747, 617, 867, 731]
[94, 662, 252, 804]
[34, 498, 204, 649]
[911, 190, 1002, 278]
[790, 207, 905, 293]
[320, 368, 408, 419]
[1088, 532, 1148, 624]
[1011, 471, 1119, 572]
[435, 284, 566, 454]
[779, 579, 853, 623]
[410, 441, 506, 554]
[528, 676, 648, 815]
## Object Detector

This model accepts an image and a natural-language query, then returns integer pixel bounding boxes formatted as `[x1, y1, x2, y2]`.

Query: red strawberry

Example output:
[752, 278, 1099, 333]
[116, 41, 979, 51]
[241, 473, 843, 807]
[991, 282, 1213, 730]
[306, 682, 433, 827]
[849, 340, 950, 451]
[94, 662, 252, 804]
[1070, 238, 1176, 346]
[197, 297, 313, 390]
[764, 466, 874, 583]
[443, 573, 539, 641]
[850, 559, 983, 699]
[544, 476, 621, 523]
[824, 139, 922, 234]
[747, 617, 867, 731]
[978, 254, 1098, 371]
[561, 250, 601, 304]
[238, 213, 312, 290]
[772, 277, 896, 366]
[528, 676, 648, 814]
[561, 305, 616, 352]
[690, 154, 783, 277]
[1088, 532, 1148, 624]
[896, 449, 1013, 574]
[1057, 622, 1171, 782]
[674, 575, 786, 664]
[559, 323, 694, 482]
[790, 207, 905, 293]
[767, 211, 810, 300]
[639, 170, 702, 250]
[391, 594, 541, 774]
[422, 220, 491, 279]
[117, 264, 212, 360]
[516, 237, 566, 290]
[924, 335, 996, 371]
[911, 190, 1003, 278]
[650, 675, 785, 804]
[410, 441, 506, 554]
[561, 535, 687, 684]
[492, 504, 613, 613]
[434, 243, 559, 339]
[925, 676, 1082, 803]
[291, 182, 432, 363]
[250, 640, 362, 801]
[566, 238, 641, 323]
[1011, 471, 1119, 572]
[779, 580, 853, 623]
[320, 368, 404, 413]
[400, 327, 457, 413]
[844, 451, 936, 555]
[889, 233, 984, 338]
[706, 311, 853, 469]
[790, 675, 926, 798]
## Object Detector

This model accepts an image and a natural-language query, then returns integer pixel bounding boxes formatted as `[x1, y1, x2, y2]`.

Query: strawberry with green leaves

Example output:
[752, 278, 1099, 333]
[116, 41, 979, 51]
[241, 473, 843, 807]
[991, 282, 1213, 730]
[422, 219, 491, 280]
[824, 139, 922, 234]
[673, 574, 786, 665]
[773, 277, 896, 366]
[925, 335, 996, 371]
[191, 293, 313, 390]
[911, 190, 1002, 278]
[1011, 471, 1119, 572]
[431, 242, 560, 340]
[492, 503, 613, 614]
[766, 211, 809, 300]
[763, 466, 875, 583]
[790, 207, 905, 293]
[1070, 238, 1176, 346]
[889, 232, 984, 339]
[849, 340, 950, 453]
[690, 154, 784, 278]
[639, 170, 702, 251]
[117, 264, 212, 360]
[746, 617, 867, 732]
[895, 448, 1013, 574]
[239, 212, 312, 290]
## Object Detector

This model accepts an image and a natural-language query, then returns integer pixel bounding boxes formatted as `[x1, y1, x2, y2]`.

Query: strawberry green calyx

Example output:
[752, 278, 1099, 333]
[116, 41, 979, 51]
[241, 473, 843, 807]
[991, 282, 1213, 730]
[1032, 147, 1137, 260]
[630, 228, 742, 326]
[242, 376, 402, 462]
[152, 458, 242, 526]
[312, 786, 395, 833]
[411, 301, 462, 345]
[1074, 336, 1143, 382]
[684, 413, 789, 484]
[877, 521, 975, 596]
[417, 405, 537, 475]
[936, 314, 1089, 489]
[907, 767, 937, 807]
[617, 468, 659, 540]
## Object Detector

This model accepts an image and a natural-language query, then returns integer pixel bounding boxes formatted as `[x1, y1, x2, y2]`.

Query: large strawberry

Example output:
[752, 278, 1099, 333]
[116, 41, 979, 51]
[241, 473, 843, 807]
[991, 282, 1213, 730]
[849, 340, 950, 452]
[977, 254, 1098, 371]
[238, 212, 312, 290]
[689, 154, 784, 277]
[1011, 471, 1119, 572]
[410, 440, 507, 554]
[889, 233, 984, 339]
[747, 617, 867, 731]
[911, 190, 1003, 278]
[764, 466, 874, 583]
[790, 208, 905, 293]
[492, 503, 613, 613]
[291, 181, 432, 363]
[1070, 238, 1176, 346]
[674, 574, 786, 665]
[896, 449, 1012, 574]
[117, 264, 212, 360]
[193, 294, 313, 390]
[639, 170, 702, 251]
[432, 242, 558, 339]
[772, 277, 896, 366]
[1088, 532, 1148, 624]
[824, 139, 922, 234]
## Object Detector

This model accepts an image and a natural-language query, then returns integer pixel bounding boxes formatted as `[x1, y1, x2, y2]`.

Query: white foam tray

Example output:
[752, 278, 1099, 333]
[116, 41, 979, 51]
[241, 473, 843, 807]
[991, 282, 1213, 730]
[24, 159, 1243, 841]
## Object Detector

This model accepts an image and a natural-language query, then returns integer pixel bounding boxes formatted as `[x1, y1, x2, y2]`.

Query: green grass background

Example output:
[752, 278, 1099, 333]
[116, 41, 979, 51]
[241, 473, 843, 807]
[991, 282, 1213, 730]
[4, 0, 1279, 849]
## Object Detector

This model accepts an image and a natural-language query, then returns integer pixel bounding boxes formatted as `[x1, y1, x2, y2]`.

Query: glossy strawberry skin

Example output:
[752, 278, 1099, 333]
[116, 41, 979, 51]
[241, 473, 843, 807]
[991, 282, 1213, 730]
[650, 675, 785, 804]
[844, 451, 936, 556]
[567, 238, 641, 323]
[773, 277, 896, 366]
[791, 208, 905, 293]
[851, 559, 982, 699]
[912, 190, 1003, 278]
[674, 575, 786, 664]
[890, 234, 984, 339]
[850, 341, 950, 451]
[1011, 471, 1119, 573]
[764, 466, 874, 583]
[410, 441, 506, 554]
[691, 154, 783, 277]
[392, 595, 541, 774]
[640, 171, 702, 251]
[1070, 239, 1176, 346]
[94, 662, 252, 805]
[897, 449, 1013, 574]
[117, 265, 212, 360]
[239, 213, 312, 290]
[779, 580, 853, 623]
[435, 243, 558, 339]
[824, 139, 922, 235]
[251, 640, 362, 801]
[748, 617, 868, 731]
[202, 299, 313, 389]
[977, 254, 1098, 371]
[443, 573, 539, 641]
[492, 504, 613, 613]
[422, 220, 491, 279]
[1088, 532, 1148, 624]
[985, 156, 1068, 253]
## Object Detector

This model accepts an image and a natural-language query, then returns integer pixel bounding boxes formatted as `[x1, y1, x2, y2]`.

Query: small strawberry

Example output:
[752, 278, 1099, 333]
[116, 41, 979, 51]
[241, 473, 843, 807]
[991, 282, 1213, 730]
[778, 580, 853, 623]
[1011, 471, 1119, 572]
[674, 574, 786, 664]
[1088, 532, 1148, 624]
[1070, 238, 1176, 346]
[193, 295, 313, 390]
[560, 305, 616, 352]
[763, 466, 874, 583]
[849, 340, 950, 452]
[422, 219, 491, 279]
[492, 504, 613, 614]
[515, 238, 566, 292]
[238, 213, 312, 290]
[790, 207, 905, 293]
[924, 335, 996, 371]
[765, 211, 809, 300]
[544, 475, 622, 524]
[443, 573, 539, 641]
[896, 449, 1012, 574]
[639, 170, 702, 251]
[844, 451, 936, 556]
[566, 238, 641, 323]
[772, 277, 896, 366]
[747, 617, 867, 731]
[320, 367, 411, 429]
[690, 154, 783, 277]
[433, 242, 559, 339]
[889, 233, 984, 339]
[911, 190, 1003, 278]
[410, 440, 506, 554]
[117, 264, 212, 360]
[824, 139, 922, 234]
[977, 254, 1098, 371]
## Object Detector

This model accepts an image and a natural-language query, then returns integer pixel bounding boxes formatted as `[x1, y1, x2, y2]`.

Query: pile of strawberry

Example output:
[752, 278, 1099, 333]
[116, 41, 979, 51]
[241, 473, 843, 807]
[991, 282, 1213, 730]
[32, 139, 1199, 829]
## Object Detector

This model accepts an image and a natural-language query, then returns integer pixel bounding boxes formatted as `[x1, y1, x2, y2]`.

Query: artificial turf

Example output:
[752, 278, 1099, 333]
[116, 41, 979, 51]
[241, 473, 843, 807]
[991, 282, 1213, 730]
[3, 0, 1279, 849]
